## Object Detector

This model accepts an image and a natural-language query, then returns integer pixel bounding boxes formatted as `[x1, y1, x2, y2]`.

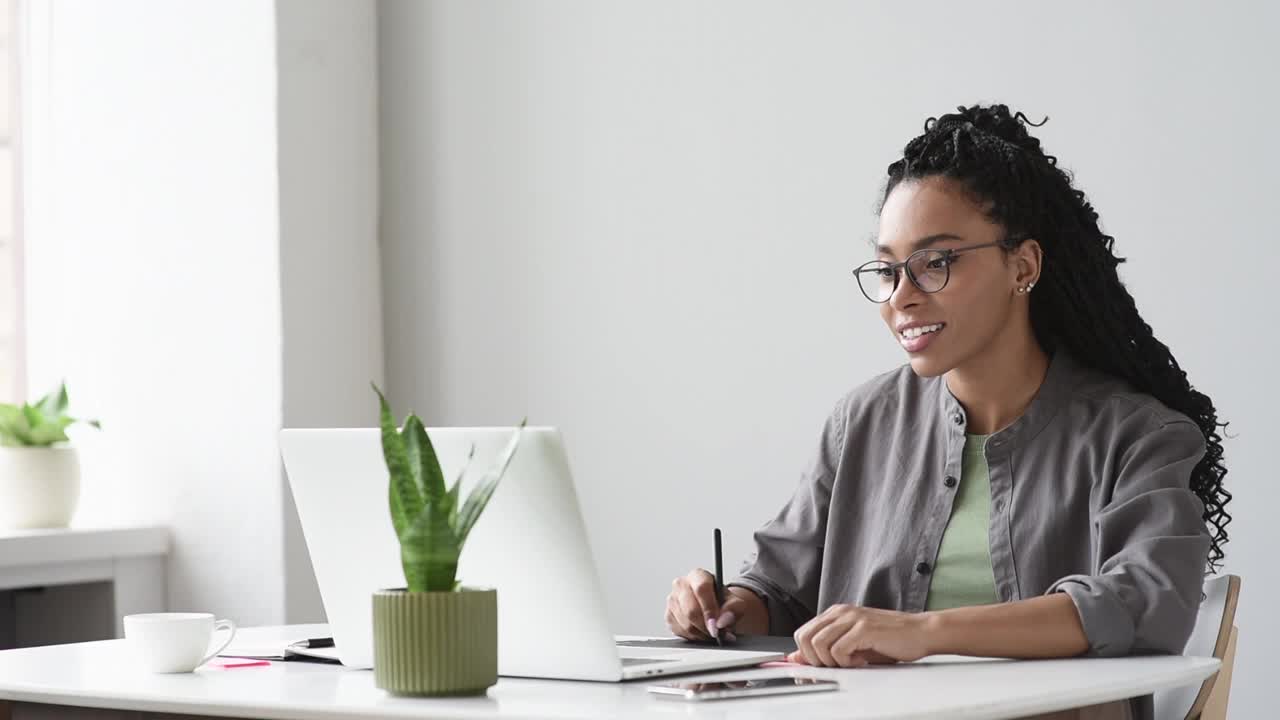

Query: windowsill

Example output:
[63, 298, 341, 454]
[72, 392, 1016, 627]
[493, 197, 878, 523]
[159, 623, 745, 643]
[0, 526, 169, 571]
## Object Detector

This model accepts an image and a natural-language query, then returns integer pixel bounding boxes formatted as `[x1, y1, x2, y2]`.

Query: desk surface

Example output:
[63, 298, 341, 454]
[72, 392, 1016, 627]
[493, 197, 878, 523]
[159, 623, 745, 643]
[0, 624, 1219, 720]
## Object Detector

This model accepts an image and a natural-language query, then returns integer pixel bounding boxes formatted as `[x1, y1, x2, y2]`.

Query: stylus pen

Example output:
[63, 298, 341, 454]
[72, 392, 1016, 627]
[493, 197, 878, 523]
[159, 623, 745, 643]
[714, 527, 725, 646]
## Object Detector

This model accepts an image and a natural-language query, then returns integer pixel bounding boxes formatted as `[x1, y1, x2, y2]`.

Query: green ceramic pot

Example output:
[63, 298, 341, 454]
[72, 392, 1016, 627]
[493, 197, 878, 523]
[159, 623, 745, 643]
[372, 587, 498, 696]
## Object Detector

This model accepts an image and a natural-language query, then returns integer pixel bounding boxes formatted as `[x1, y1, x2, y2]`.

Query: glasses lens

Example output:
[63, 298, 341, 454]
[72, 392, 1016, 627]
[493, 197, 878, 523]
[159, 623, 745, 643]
[907, 250, 949, 293]
[855, 262, 896, 302]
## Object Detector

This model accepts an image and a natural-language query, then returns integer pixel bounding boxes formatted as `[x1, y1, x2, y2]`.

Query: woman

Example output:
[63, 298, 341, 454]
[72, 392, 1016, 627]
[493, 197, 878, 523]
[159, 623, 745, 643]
[664, 104, 1231, 719]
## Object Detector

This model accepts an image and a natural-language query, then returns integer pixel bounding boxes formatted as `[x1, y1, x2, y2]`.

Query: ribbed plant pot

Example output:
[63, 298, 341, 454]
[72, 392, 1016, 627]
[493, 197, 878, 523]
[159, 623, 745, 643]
[373, 587, 497, 696]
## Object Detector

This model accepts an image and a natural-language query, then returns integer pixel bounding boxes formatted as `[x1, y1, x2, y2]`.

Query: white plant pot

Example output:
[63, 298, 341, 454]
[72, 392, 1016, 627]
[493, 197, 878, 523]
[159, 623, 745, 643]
[0, 446, 81, 530]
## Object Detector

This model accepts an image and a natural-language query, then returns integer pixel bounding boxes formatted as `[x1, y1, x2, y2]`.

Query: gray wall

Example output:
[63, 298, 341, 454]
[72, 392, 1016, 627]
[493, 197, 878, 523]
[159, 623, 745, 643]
[378, 1, 1278, 714]
[276, 0, 383, 623]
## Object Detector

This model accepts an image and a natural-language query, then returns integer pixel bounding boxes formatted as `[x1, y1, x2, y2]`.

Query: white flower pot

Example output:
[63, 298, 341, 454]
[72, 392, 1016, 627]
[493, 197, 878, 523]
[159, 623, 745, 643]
[0, 446, 81, 529]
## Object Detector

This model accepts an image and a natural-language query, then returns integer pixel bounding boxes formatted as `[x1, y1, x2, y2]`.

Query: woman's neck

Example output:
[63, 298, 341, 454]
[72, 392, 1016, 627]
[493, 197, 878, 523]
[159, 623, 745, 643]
[945, 330, 1050, 436]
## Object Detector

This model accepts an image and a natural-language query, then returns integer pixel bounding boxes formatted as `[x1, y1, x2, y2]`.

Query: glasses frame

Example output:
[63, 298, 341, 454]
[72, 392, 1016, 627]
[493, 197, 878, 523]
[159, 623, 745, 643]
[852, 241, 1006, 304]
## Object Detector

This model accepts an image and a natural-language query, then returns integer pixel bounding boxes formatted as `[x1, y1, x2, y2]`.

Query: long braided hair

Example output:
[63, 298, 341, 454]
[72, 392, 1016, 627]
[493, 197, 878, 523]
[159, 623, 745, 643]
[883, 104, 1231, 572]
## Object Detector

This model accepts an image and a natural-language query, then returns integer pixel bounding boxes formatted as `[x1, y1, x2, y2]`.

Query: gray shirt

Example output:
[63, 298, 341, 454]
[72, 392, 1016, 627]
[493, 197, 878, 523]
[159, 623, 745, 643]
[729, 351, 1211, 718]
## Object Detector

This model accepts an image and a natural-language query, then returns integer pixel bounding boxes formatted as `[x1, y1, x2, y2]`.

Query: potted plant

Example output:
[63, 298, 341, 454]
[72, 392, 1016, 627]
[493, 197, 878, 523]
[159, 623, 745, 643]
[371, 384, 525, 696]
[0, 382, 100, 530]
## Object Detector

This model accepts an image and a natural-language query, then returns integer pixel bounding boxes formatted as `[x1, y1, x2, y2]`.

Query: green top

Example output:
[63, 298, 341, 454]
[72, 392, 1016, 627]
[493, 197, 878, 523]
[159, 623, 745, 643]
[925, 434, 999, 611]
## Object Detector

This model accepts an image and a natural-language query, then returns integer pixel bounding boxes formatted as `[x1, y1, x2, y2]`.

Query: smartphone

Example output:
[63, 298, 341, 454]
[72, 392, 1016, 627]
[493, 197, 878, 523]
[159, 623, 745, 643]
[647, 676, 840, 701]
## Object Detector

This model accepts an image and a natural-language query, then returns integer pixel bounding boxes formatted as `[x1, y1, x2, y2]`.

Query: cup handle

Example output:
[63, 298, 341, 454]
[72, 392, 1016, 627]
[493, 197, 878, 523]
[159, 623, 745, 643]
[199, 619, 237, 668]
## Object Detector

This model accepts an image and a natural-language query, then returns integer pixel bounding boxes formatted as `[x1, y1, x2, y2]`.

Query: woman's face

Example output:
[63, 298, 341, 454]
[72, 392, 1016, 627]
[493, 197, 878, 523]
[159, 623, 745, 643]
[874, 176, 1037, 378]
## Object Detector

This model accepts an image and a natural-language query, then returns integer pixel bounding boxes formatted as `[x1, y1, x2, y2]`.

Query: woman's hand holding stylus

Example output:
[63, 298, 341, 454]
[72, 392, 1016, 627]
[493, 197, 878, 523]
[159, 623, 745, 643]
[665, 569, 767, 641]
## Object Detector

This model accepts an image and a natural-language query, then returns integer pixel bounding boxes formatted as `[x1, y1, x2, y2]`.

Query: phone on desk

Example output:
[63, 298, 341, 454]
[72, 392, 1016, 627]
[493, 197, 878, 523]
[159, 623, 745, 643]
[647, 675, 840, 701]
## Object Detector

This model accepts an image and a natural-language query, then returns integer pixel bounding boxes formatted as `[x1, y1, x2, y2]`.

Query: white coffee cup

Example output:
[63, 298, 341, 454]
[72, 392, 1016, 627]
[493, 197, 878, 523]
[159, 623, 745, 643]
[123, 613, 237, 673]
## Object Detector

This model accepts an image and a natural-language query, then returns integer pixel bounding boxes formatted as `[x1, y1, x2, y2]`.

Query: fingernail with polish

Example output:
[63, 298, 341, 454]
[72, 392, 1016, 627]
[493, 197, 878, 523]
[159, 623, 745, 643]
[706, 616, 718, 638]
[716, 610, 736, 628]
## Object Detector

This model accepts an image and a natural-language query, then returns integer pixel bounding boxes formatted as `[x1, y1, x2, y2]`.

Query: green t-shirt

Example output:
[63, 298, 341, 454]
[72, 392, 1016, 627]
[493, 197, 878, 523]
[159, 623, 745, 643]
[925, 434, 999, 611]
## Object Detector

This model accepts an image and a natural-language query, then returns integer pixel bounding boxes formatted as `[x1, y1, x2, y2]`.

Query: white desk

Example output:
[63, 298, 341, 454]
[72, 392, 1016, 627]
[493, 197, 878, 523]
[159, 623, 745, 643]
[0, 624, 1218, 720]
[0, 526, 168, 640]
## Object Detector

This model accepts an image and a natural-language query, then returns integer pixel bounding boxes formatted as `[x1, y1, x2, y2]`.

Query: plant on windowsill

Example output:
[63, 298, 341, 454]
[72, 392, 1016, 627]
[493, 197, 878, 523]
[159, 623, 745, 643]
[371, 383, 525, 696]
[0, 382, 101, 530]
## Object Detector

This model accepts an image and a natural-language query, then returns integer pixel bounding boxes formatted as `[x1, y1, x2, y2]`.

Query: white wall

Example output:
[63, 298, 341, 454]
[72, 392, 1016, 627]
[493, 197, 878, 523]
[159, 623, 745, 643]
[378, 0, 1279, 714]
[22, 1, 285, 623]
[275, 0, 382, 624]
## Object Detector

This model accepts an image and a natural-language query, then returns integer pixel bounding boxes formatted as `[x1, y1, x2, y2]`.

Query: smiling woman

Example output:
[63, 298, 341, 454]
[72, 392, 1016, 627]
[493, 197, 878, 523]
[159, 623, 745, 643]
[869, 178, 1047, 384]
[664, 104, 1230, 720]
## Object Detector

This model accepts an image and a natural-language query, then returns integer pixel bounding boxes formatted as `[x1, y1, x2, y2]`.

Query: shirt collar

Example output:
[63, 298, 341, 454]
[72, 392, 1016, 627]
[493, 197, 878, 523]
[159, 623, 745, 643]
[935, 349, 1079, 455]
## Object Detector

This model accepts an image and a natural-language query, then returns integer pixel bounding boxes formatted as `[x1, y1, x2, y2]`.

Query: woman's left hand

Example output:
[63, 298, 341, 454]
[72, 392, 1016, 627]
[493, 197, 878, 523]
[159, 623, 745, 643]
[787, 604, 935, 667]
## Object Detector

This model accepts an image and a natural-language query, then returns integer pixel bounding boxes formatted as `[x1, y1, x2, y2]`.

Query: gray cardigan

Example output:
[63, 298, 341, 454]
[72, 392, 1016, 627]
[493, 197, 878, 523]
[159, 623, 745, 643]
[729, 351, 1210, 719]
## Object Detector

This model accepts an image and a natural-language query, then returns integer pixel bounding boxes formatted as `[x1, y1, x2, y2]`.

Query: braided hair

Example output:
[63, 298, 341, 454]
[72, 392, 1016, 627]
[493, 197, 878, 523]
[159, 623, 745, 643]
[883, 104, 1231, 572]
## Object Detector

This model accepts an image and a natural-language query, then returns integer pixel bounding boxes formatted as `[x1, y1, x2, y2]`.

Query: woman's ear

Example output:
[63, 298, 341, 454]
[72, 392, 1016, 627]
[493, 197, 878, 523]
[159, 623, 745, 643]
[1013, 239, 1043, 292]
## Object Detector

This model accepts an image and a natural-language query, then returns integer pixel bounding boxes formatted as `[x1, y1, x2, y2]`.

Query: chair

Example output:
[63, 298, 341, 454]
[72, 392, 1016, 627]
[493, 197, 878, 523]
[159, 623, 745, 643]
[1153, 574, 1240, 720]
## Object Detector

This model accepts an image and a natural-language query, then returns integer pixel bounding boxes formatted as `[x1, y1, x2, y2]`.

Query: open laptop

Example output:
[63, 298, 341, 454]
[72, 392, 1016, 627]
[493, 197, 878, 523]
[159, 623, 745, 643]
[279, 426, 784, 681]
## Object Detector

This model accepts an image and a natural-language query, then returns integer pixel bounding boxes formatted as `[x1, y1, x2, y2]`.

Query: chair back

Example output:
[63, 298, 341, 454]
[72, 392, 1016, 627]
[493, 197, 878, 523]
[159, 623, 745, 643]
[1152, 574, 1240, 720]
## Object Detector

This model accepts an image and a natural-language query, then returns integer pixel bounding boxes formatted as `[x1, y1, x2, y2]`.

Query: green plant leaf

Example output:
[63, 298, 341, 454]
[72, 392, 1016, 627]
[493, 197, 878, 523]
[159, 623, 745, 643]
[401, 415, 427, 498]
[400, 501, 460, 593]
[456, 420, 527, 544]
[0, 412, 33, 445]
[0, 405, 26, 446]
[5, 410, 37, 446]
[2, 384, 97, 446]
[36, 383, 69, 417]
[26, 416, 72, 446]
[402, 415, 446, 504]
[444, 443, 475, 528]
[373, 383, 422, 541]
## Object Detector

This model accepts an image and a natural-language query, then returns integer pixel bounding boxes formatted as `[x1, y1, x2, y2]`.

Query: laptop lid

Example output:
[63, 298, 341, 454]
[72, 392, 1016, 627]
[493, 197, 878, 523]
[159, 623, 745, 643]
[280, 427, 626, 680]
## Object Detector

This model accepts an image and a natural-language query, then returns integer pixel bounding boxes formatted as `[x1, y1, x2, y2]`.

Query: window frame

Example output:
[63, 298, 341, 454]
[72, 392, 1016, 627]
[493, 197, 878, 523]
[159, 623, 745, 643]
[1, 0, 24, 404]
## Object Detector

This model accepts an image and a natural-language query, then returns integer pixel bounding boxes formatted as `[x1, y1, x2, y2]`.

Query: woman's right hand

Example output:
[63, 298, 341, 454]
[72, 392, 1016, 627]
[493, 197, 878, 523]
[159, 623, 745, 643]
[666, 568, 760, 641]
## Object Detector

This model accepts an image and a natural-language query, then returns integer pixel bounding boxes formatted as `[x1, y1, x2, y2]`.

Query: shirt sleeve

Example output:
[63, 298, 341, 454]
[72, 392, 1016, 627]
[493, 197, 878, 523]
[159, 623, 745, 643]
[727, 401, 846, 636]
[1044, 419, 1212, 657]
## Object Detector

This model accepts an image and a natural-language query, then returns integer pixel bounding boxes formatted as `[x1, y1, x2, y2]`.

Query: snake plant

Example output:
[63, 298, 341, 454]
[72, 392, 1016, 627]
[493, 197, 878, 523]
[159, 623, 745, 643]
[373, 384, 525, 593]
[0, 382, 101, 448]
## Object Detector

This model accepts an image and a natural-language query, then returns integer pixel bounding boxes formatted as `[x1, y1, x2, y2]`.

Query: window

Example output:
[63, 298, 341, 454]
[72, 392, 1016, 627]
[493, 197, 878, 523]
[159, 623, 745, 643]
[0, 0, 20, 404]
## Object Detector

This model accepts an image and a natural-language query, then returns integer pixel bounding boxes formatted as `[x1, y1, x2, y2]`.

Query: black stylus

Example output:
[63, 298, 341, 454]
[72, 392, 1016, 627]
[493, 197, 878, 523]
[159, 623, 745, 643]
[714, 527, 725, 646]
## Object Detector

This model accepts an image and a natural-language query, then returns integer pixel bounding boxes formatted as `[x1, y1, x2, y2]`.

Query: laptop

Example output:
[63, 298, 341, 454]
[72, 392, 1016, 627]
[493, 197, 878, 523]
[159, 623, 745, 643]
[279, 426, 784, 681]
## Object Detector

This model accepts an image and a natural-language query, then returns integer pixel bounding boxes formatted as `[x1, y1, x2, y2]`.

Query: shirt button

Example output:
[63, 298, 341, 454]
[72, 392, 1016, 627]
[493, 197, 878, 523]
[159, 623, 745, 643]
[994, 499, 1005, 513]
[1001, 587, 1013, 601]
[916, 562, 931, 575]
[952, 413, 964, 426]
[943, 475, 958, 488]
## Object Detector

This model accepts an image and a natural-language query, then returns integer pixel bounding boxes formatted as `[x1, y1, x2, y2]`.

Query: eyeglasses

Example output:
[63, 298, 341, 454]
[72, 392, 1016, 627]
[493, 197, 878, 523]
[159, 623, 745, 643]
[852, 242, 1004, 303]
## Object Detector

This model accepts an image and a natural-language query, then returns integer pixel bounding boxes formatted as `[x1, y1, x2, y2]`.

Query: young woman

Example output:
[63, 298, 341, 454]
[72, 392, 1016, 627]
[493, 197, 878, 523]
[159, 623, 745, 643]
[664, 104, 1230, 719]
